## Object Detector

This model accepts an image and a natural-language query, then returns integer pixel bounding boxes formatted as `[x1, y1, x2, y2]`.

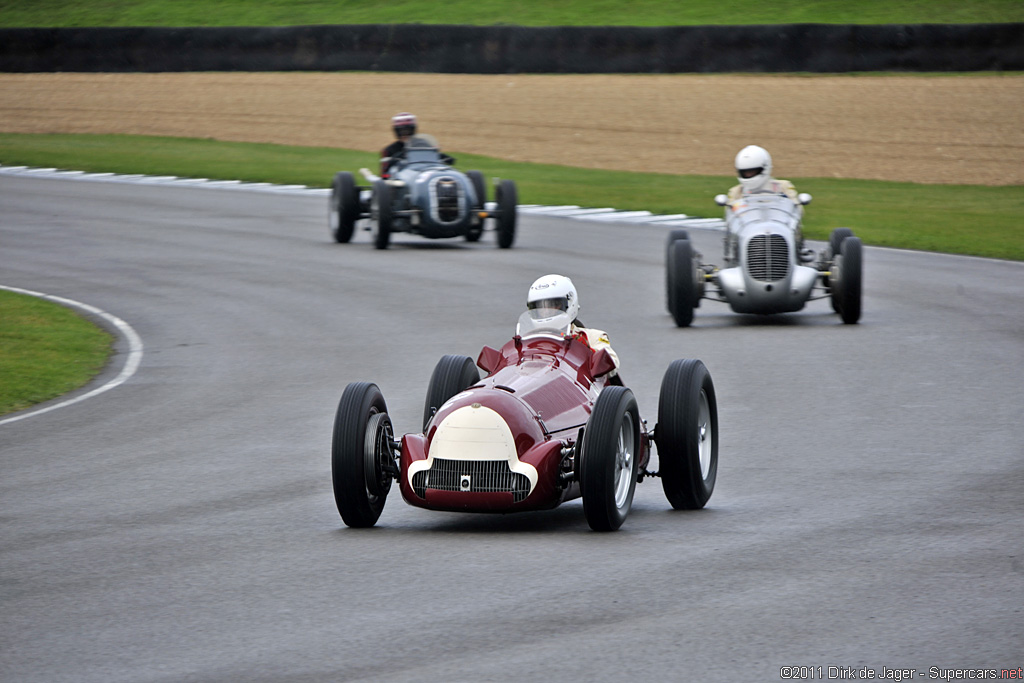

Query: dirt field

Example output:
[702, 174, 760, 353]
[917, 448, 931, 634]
[1, 72, 1021, 185]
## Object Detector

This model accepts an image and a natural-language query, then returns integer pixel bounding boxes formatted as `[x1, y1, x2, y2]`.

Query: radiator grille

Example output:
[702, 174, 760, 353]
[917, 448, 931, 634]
[435, 177, 460, 222]
[746, 234, 790, 282]
[412, 458, 531, 502]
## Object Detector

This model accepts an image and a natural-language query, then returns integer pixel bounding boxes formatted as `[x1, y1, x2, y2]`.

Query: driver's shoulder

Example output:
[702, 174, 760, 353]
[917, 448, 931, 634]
[573, 325, 612, 344]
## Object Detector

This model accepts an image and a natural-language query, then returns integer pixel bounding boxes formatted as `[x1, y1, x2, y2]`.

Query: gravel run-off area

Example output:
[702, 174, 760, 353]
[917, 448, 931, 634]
[1, 72, 1022, 185]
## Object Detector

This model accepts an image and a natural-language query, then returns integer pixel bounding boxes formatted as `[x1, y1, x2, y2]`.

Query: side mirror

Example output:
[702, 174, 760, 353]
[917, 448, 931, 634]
[476, 345, 502, 374]
[797, 192, 813, 206]
[589, 349, 616, 379]
[714, 194, 729, 207]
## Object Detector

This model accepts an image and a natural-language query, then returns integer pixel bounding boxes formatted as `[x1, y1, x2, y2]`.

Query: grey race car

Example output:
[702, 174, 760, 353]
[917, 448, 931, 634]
[666, 192, 863, 326]
[329, 135, 518, 249]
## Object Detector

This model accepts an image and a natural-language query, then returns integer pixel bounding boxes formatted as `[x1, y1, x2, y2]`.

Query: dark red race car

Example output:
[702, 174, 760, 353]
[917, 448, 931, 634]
[331, 315, 719, 531]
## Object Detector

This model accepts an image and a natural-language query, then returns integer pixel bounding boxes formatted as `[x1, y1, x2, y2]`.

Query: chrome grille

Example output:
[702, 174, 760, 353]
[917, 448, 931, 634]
[412, 458, 531, 502]
[435, 177, 460, 222]
[746, 234, 790, 282]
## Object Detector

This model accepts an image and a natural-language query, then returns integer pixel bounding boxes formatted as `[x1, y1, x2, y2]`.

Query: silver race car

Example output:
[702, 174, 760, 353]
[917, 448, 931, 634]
[667, 192, 863, 326]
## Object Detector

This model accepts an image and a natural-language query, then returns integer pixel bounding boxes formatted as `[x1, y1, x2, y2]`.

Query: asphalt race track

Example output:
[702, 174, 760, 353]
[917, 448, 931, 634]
[2, 175, 1022, 682]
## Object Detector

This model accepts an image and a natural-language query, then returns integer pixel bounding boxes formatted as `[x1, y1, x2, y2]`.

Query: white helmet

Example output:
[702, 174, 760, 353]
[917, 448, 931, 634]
[527, 274, 579, 320]
[518, 274, 579, 336]
[735, 145, 772, 193]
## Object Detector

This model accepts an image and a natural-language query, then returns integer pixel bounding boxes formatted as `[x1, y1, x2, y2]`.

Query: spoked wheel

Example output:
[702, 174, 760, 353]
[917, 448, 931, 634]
[832, 235, 863, 324]
[656, 359, 718, 510]
[495, 179, 517, 249]
[371, 180, 393, 250]
[332, 382, 396, 527]
[422, 354, 480, 430]
[329, 171, 359, 243]
[666, 237, 699, 327]
[580, 386, 641, 531]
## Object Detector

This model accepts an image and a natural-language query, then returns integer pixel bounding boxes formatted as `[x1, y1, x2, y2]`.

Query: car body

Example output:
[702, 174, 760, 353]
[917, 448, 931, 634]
[666, 192, 863, 325]
[331, 313, 719, 531]
[328, 135, 518, 249]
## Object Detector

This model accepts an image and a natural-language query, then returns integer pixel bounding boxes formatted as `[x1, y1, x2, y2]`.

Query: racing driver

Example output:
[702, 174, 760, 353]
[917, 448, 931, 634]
[519, 274, 621, 383]
[725, 145, 812, 259]
[381, 112, 454, 177]
[726, 144, 799, 203]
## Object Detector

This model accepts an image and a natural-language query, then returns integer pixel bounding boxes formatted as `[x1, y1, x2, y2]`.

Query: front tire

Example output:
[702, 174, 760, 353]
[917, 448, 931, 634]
[329, 172, 359, 243]
[423, 355, 480, 430]
[332, 382, 393, 527]
[657, 359, 718, 510]
[833, 236, 863, 324]
[495, 179, 517, 249]
[666, 229, 690, 245]
[828, 228, 855, 312]
[667, 238, 698, 327]
[372, 180, 393, 250]
[580, 386, 641, 531]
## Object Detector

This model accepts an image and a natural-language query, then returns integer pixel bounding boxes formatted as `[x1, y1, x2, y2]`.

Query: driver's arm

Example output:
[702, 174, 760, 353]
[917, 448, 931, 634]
[380, 142, 406, 177]
[575, 327, 620, 373]
[776, 179, 799, 201]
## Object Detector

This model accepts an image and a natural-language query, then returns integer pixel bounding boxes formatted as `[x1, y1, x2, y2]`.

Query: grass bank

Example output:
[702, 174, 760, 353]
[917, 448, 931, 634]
[3, 132, 1021, 261]
[1, 0, 1022, 27]
[0, 289, 113, 417]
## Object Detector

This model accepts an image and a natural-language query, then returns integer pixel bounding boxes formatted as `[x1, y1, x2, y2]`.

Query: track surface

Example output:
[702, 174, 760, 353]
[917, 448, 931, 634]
[2, 176, 1022, 682]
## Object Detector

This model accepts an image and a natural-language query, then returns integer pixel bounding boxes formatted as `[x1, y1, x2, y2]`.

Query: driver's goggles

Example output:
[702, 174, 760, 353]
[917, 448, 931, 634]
[739, 167, 763, 179]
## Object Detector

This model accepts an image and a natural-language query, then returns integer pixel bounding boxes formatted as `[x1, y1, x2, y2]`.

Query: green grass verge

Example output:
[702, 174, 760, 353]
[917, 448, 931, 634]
[2, 132, 1022, 261]
[1, 0, 1022, 27]
[0, 289, 113, 417]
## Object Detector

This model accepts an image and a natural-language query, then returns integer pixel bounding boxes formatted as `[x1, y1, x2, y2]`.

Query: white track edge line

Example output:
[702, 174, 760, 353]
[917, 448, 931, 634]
[0, 164, 724, 228]
[0, 285, 144, 426]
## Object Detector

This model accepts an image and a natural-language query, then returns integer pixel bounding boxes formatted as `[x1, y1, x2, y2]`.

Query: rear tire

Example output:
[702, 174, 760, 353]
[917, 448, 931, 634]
[666, 229, 690, 245]
[467, 170, 487, 208]
[829, 227, 854, 258]
[332, 382, 393, 527]
[423, 355, 480, 430]
[329, 172, 359, 243]
[372, 180, 392, 250]
[465, 170, 486, 242]
[666, 238, 697, 327]
[657, 359, 718, 510]
[834, 236, 863, 324]
[580, 386, 641, 531]
[496, 179, 517, 249]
